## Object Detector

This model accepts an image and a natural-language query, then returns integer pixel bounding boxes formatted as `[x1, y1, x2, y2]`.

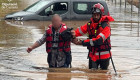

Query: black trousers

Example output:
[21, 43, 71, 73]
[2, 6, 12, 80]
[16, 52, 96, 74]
[89, 58, 110, 70]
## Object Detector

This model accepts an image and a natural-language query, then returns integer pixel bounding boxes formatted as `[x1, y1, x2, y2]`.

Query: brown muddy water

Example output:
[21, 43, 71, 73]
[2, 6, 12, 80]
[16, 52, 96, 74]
[0, 0, 140, 80]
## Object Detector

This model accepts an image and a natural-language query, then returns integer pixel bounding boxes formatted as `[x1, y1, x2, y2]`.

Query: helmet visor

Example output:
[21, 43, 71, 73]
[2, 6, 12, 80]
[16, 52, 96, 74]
[92, 8, 101, 14]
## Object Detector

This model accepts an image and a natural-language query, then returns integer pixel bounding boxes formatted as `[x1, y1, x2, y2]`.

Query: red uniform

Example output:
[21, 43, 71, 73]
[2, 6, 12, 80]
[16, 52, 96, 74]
[75, 16, 114, 62]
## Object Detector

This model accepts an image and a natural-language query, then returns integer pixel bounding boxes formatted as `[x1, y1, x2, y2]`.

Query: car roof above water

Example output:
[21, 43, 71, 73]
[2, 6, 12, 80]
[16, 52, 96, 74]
[41, 0, 106, 2]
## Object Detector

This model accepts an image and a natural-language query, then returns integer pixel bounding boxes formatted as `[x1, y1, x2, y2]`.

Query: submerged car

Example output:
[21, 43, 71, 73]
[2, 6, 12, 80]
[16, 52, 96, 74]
[5, 0, 110, 21]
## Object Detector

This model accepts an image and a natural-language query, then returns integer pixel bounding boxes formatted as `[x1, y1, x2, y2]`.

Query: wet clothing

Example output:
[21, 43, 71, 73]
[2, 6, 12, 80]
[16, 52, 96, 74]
[37, 23, 72, 68]
[74, 15, 114, 69]
[47, 50, 71, 68]
[89, 57, 110, 70]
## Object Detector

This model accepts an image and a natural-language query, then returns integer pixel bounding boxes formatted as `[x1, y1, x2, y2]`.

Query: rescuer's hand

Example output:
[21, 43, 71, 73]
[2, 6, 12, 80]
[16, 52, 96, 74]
[82, 40, 90, 46]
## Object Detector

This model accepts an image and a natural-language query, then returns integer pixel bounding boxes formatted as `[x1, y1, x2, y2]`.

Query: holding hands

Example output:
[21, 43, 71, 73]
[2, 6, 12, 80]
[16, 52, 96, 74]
[71, 30, 83, 45]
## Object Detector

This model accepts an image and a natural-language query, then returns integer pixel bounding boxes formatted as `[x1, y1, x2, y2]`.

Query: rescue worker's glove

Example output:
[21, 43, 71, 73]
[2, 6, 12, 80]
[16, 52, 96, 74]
[82, 40, 91, 46]
[61, 28, 73, 41]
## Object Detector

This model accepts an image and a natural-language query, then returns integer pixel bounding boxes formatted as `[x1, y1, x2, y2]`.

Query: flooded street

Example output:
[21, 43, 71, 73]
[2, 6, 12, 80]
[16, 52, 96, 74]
[0, 0, 140, 80]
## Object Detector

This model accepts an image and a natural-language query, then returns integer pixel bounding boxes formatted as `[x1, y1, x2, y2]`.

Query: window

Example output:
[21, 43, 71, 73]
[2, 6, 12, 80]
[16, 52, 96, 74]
[24, 0, 50, 13]
[73, 2, 91, 14]
[44, 5, 54, 14]
[53, 2, 68, 14]
[39, 2, 68, 16]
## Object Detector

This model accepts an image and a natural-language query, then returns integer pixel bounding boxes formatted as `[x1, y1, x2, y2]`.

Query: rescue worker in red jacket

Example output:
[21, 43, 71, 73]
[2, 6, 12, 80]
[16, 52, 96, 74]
[27, 14, 77, 68]
[71, 3, 114, 70]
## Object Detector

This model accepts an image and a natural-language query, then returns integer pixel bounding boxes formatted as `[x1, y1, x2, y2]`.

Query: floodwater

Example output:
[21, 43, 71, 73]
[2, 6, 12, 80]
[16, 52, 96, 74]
[0, 0, 140, 80]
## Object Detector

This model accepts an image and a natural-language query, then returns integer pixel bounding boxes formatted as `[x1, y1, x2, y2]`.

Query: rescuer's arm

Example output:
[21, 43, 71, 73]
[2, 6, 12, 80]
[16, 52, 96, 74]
[71, 23, 88, 45]
[82, 26, 111, 46]
[27, 32, 46, 53]
[71, 23, 88, 38]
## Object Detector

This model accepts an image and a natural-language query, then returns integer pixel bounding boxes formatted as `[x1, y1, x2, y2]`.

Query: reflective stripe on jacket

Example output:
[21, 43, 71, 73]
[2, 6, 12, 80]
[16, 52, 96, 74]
[75, 16, 114, 61]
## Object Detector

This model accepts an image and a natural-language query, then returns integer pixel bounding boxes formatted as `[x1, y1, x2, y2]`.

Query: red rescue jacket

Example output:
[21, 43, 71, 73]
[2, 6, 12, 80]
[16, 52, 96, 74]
[46, 23, 71, 53]
[75, 16, 114, 61]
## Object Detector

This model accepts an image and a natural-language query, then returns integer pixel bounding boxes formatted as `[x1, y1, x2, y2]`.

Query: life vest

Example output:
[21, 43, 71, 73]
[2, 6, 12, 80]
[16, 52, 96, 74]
[46, 23, 71, 53]
[87, 16, 112, 61]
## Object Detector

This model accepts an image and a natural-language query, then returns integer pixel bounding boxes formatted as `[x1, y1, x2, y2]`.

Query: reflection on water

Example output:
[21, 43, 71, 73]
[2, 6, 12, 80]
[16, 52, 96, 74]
[0, 20, 33, 48]
[0, 0, 140, 80]
[46, 71, 111, 80]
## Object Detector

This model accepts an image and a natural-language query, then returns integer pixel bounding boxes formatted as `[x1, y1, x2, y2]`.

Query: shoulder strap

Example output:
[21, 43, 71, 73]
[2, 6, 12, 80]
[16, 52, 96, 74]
[87, 21, 92, 26]
[59, 24, 67, 33]
[101, 21, 109, 29]
[87, 21, 92, 35]
[46, 27, 53, 36]
[96, 21, 109, 30]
